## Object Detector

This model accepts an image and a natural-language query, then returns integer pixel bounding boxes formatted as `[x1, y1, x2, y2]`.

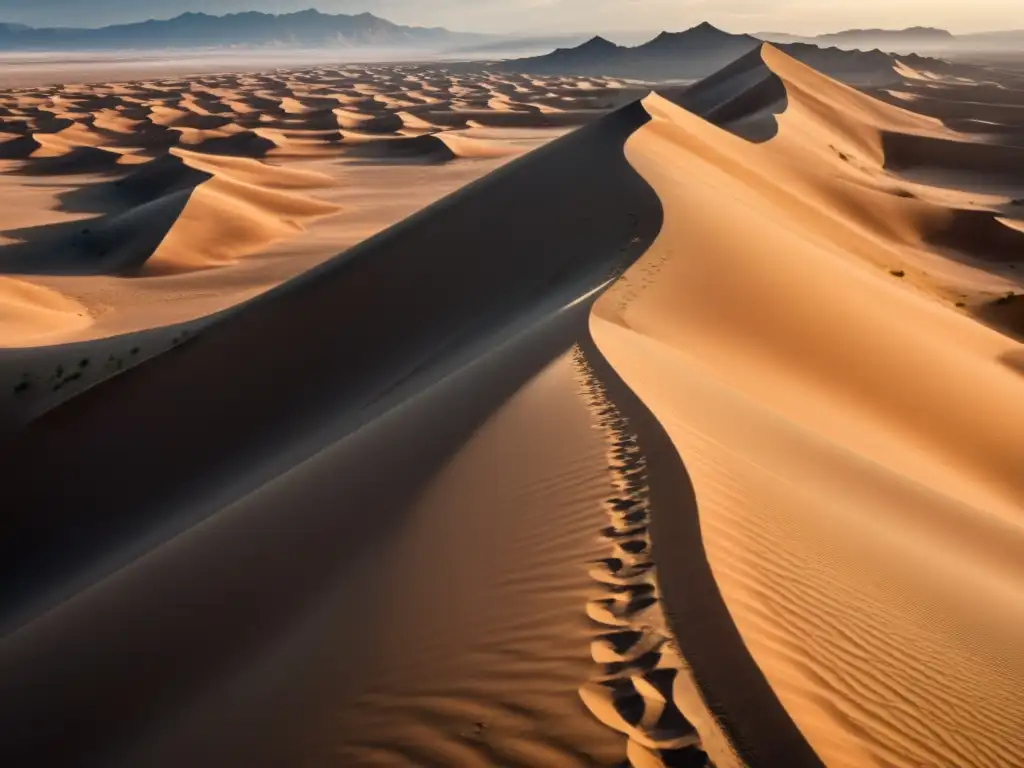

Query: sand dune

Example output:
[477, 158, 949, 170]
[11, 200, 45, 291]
[592, 43, 1024, 767]
[0, 148, 338, 276]
[141, 174, 339, 273]
[0, 40, 1022, 768]
[342, 133, 463, 162]
[0, 64, 622, 418]
[343, 133, 519, 163]
[0, 95, 684, 767]
[17, 146, 130, 176]
[0, 63, 621, 299]
[0, 277, 91, 345]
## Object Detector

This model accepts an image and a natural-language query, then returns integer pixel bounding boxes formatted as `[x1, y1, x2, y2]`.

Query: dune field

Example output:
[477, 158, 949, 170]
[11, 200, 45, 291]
[0, 41, 1022, 768]
[0, 64, 642, 425]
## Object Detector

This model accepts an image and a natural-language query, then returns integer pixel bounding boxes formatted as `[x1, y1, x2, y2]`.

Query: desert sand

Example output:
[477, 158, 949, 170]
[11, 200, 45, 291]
[0, 64, 641, 425]
[0, 41, 1022, 768]
[593, 44, 1024, 767]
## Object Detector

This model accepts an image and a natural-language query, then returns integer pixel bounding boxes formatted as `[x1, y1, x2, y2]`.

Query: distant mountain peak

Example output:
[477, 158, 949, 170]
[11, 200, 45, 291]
[579, 35, 618, 50]
[646, 23, 747, 44]
[546, 34, 621, 59]
[501, 23, 960, 86]
[512, 23, 760, 79]
[692, 21, 727, 34]
[683, 22, 738, 38]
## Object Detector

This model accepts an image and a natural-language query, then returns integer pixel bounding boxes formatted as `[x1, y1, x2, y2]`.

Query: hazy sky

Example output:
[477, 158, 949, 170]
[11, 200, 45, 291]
[0, 0, 1019, 35]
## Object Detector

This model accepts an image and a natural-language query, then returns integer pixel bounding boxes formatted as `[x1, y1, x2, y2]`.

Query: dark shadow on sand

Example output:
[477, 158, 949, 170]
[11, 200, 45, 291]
[578, 334, 824, 768]
[0, 97, 665, 766]
[0, 91, 825, 768]
[0, 188, 195, 275]
[0, 98, 661, 632]
[661, 47, 788, 144]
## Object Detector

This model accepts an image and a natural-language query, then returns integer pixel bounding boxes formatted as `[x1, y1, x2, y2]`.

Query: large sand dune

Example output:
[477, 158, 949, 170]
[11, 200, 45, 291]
[0, 42, 1022, 768]
[595, 44, 1024, 767]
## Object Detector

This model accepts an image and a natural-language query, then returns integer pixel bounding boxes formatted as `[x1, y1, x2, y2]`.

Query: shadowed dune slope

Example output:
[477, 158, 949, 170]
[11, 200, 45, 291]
[0, 303, 642, 767]
[980, 293, 1024, 341]
[342, 133, 521, 163]
[0, 92, 785, 768]
[81, 153, 213, 209]
[672, 47, 790, 142]
[673, 44, 1024, 275]
[342, 133, 459, 163]
[0, 97, 661, 639]
[0, 150, 338, 276]
[883, 131, 1024, 177]
[60, 149, 334, 214]
[595, 43, 1024, 768]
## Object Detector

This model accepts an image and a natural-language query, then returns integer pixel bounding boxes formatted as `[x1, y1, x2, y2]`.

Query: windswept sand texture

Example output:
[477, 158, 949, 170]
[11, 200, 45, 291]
[0, 41, 1022, 768]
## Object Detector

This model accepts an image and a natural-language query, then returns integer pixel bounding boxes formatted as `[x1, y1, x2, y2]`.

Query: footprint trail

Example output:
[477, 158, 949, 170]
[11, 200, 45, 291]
[572, 346, 713, 768]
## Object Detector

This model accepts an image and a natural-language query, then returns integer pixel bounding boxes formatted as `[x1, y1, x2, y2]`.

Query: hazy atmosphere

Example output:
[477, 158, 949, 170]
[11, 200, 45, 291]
[0, 0, 1019, 34]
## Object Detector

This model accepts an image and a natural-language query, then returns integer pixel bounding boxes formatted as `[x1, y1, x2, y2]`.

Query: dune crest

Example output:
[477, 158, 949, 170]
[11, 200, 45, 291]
[592, 43, 1024, 767]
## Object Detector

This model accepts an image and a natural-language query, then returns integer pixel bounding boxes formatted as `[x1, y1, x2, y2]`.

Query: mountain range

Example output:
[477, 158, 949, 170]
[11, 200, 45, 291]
[496, 23, 965, 85]
[505, 23, 758, 81]
[0, 10, 1018, 60]
[0, 10, 479, 51]
[759, 26, 1024, 53]
[761, 27, 953, 47]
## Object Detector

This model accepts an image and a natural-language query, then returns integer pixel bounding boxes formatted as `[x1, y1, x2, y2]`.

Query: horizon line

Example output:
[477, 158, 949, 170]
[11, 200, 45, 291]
[0, 8, 1019, 38]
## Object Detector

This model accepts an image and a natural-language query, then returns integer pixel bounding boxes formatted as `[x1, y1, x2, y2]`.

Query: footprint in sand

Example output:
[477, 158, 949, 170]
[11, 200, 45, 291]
[572, 346, 712, 768]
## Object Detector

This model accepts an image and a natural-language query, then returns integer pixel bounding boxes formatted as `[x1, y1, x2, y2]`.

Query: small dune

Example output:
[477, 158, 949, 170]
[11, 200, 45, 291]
[0, 134, 40, 159]
[16, 145, 126, 175]
[0, 277, 90, 345]
[180, 129, 278, 157]
[333, 108, 403, 133]
[978, 292, 1024, 340]
[922, 209, 1024, 261]
[884, 130, 1024, 179]
[141, 174, 339, 273]
[342, 133, 458, 162]
[343, 133, 520, 163]
[1, 156, 337, 276]
[93, 153, 212, 207]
